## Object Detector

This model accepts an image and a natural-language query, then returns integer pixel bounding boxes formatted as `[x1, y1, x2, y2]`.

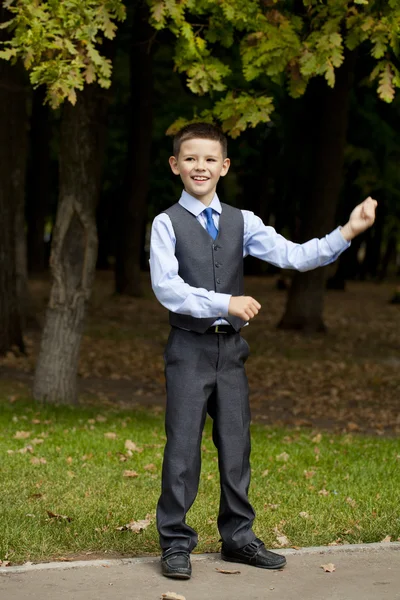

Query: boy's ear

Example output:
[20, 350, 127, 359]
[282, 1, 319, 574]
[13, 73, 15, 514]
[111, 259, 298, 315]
[219, 157, 231, 177]
[169, 156, 180, 175]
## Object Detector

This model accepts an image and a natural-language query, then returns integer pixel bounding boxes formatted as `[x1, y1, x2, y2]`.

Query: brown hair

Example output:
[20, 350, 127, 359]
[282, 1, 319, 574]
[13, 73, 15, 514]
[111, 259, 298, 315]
[173, 122, 228, 158]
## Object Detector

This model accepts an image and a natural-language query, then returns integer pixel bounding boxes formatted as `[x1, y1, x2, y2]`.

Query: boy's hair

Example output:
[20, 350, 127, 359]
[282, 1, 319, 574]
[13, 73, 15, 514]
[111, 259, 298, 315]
[173, 122, 228, 159]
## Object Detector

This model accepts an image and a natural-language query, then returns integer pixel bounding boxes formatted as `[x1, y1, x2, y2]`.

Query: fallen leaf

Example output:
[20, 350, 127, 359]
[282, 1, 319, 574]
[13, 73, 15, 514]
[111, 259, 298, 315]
[312, 433, 322, 443]
[96, 415, 107, 423]
[299, 511, 310, 519]
[144, 463, 156, 471]
[215, 568, 241, 574]
[0, 560, 11, 567]
[31, 438, 44, 445]
[46, 510, 72, 522]
[161, 593, 186, 600]
[276, 452, 289, 462]
[117, 518, 151, 532]
[380, 535, 391, 543]
[318, 489, 330, 496]
[123, 470, 139, 478]
[18, 445, 34, 454]
[276, 535, 290, 547]
[30, 457, 47, 465]
[66, 456, 73, 464]
[304, 470, 316, 479]
[347, 422, 360, 431]
[261, 469, 269, 477]
[104, 432, 117, 440]
[264, 503, 279, 510]
[124, 439, 143, 453]
[321, 563, 336, 573]
[14, 431, 31, 439]
[346, 497, 357, 508]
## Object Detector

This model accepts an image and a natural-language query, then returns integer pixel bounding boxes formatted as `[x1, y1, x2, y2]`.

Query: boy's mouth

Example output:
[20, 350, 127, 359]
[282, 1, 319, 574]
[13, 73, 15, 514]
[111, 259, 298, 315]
[192, 176, 209, 182]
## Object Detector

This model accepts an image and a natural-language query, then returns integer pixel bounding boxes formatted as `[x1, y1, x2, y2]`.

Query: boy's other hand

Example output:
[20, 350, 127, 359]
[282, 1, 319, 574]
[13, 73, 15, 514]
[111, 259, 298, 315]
[228, 296, 261, 321]
[341, 196, 378, 241]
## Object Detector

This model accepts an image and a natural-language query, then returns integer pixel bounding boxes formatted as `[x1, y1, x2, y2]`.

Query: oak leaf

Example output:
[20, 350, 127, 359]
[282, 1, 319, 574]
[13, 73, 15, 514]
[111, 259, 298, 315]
[123, 470, 139, 478]
[117, 517, 151, 533]
[321, 563, 336, 573]
[276, 452, 289, 462]
[14, 431, 31, 439]
[124, 440, 143, 452]
[215, 568, 241, 574]
[47, 510, 72, 522]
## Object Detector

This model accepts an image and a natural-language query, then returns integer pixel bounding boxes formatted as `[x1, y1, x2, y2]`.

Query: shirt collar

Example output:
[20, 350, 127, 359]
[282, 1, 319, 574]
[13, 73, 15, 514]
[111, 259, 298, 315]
[179, 190, 222, 217]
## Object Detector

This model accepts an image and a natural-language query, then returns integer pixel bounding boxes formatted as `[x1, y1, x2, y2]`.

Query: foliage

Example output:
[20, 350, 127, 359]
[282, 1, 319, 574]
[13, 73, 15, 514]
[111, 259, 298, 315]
[0, 0, 126, 108]
[147, 0, 400, 136]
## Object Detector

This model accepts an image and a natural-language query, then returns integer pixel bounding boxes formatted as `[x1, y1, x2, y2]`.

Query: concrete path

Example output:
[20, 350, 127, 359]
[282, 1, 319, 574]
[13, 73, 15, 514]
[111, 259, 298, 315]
[1, 544, 400, 600]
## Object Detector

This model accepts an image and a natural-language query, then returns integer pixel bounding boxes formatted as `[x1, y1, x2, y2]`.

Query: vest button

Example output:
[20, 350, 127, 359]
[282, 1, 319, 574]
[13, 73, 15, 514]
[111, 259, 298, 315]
[216, 278, 221, 284]
[213, 245, 218, 251]
[215, 262, 220, 268]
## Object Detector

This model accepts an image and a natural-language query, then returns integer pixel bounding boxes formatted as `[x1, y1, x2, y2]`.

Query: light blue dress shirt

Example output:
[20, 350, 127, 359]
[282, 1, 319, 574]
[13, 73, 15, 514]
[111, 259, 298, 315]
[150, 190, 350, 323]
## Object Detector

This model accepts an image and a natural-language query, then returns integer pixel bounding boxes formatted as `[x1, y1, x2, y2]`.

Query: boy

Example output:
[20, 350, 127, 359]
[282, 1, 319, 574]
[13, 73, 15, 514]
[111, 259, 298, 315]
[150, 123, 377, 579]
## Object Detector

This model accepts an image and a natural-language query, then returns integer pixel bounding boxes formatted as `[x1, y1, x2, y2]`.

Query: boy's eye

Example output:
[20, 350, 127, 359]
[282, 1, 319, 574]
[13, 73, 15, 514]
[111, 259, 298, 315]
[185, 157, 194, 161]
[207, 158, 216, 162]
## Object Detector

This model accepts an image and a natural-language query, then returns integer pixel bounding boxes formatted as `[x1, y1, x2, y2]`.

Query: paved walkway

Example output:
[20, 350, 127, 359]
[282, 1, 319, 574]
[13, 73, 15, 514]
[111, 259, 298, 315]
[1, 544, 400, 600]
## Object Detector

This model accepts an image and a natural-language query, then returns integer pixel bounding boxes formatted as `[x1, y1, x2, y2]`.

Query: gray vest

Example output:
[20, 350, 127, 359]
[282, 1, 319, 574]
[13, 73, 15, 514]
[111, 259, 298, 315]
[164, 202, 246, 333]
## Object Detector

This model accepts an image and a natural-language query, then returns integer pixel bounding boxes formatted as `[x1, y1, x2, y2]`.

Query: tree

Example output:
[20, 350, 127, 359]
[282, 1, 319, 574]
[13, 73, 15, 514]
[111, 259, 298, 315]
[148, 0, 400, 331]
[33, 85, 108, 403]
[1, 0, 125, 401]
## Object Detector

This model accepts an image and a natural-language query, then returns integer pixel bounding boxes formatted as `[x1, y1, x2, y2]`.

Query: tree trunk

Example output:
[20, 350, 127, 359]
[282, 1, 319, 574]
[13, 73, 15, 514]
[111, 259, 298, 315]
[0, 14, 25, 354]
[27, 87, 51, 273]
[33, 86, 108, 403]
[114, 4, 154, 296]
[278, 53, 356, 333]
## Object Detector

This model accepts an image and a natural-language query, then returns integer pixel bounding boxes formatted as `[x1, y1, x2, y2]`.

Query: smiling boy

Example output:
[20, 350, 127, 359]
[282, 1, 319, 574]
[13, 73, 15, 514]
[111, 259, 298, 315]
[150, 123, 377, 580]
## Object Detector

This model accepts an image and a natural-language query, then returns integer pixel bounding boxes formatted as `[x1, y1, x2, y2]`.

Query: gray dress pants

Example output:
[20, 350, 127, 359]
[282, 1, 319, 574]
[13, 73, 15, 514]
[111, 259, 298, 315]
[156, 327, 256, 553]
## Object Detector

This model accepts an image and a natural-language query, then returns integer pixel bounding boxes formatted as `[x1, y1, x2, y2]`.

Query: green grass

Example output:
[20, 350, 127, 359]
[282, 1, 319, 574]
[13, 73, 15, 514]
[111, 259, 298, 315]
[1, 396, 399, 564]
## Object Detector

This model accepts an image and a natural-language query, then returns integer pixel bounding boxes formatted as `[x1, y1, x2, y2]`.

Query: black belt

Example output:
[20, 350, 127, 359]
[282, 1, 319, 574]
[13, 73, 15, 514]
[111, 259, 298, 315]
[205, 324, 237, 334]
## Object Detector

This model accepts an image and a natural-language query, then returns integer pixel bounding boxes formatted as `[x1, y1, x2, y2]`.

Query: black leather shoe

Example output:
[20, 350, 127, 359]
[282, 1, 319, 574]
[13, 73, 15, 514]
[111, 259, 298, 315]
[221, 538, 286, 570]
[161, 550, 192, 579]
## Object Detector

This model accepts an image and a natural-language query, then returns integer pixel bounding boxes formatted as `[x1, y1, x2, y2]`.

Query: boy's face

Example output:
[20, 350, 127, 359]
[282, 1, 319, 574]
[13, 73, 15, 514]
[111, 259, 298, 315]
[169, 138, 230, 205]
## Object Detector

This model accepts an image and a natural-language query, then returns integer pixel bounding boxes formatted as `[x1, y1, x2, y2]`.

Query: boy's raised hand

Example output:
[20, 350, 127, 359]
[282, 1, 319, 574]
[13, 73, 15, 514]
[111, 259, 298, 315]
[229, 296, 261, 321]
[341, 196, 378, 241]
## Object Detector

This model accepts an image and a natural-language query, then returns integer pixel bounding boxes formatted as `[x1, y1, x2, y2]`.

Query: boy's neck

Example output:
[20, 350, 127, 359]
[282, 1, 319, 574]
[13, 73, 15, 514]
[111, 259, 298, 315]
[184, 188, 216, 207]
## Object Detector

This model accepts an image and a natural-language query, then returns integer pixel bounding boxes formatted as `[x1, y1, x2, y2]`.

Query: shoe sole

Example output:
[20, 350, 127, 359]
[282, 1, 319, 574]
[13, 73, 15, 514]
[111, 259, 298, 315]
[162, 571, 191, 580]
[221, 555, 287, 570]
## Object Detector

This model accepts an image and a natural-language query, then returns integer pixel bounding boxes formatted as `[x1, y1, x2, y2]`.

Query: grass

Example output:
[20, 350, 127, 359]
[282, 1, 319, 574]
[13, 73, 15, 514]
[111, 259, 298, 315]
[1, 395, 400, 564]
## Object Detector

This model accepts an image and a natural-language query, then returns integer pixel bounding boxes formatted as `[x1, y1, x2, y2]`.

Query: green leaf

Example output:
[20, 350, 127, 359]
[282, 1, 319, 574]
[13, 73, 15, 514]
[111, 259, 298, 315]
[0, 47, 17, 60]
[377, 63, 395, 102]
[0, 19, 14, 30]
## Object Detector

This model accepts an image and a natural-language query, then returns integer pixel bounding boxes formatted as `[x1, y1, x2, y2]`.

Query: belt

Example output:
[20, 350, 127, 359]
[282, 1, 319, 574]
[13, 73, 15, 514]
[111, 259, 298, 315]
[205, 324, 237, 334]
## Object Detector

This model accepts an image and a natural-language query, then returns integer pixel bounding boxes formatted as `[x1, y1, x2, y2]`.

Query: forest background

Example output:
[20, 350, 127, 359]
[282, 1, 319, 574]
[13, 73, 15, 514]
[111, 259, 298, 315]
[0, 0, 399, 419]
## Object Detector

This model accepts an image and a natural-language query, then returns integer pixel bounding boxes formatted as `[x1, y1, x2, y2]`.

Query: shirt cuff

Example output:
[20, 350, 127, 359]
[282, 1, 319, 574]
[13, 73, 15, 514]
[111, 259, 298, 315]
[212, 293, 231, 318]
[327, 227, 351, 252]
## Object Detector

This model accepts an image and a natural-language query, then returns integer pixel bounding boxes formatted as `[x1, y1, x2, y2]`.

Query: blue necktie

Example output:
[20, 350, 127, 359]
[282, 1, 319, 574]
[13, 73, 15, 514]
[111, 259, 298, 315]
[204, 207, 218, 240]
